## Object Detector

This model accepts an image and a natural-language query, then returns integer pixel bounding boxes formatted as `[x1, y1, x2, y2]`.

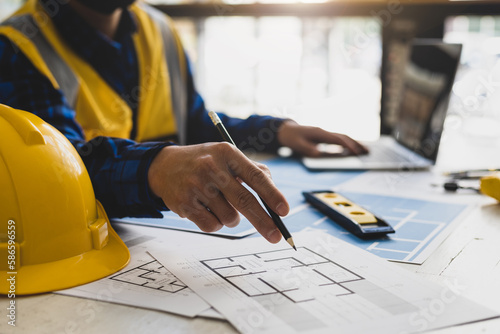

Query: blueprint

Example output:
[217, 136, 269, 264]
[282, 192, 469, 263]
[262, 159, 471, 264]
[109, 259, 187, 293]
[57, 238, 219, 318]
[150, 231, 499, 334]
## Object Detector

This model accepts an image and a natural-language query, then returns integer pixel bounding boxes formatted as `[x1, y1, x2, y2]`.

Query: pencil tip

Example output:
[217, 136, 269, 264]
[286, 237, 296, 251]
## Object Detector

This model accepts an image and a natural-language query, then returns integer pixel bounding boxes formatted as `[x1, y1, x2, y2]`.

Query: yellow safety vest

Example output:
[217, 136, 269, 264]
[0, 0, 188, 143]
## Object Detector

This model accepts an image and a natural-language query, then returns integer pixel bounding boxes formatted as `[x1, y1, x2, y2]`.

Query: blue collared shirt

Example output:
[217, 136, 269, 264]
[0, 1, 283, 218]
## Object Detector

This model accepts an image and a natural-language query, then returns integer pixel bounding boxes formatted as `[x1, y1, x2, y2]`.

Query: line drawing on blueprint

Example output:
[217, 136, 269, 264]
[285, 192, 469, 264]
[151, 231, 499, 334]
[110, 260, 187, 293]
[197, 245, 418, 329]
[201, 247, 365, 304]
[58, 239, 216, 318]
[364, 208, 445, 262]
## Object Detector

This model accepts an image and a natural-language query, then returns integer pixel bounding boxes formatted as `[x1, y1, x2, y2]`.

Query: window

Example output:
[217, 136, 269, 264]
[0, 0, 24, 20]
[174, 16, 382, 140]
[444, 15, 500, 140]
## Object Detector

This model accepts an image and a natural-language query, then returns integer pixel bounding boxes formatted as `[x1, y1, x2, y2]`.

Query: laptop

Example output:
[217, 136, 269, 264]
[303, 40, 462, 170]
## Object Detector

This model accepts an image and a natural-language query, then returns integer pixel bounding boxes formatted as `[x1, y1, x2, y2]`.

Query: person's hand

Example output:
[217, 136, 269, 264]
[277, 120, 369, 157]
[147, 142, 290, 243]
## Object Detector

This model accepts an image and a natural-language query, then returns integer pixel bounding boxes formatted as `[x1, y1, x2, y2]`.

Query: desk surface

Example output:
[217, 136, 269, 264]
[3, 126, 500, 334]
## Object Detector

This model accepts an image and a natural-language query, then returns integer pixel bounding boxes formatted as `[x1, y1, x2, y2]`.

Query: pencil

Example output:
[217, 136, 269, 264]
[208, 110, 296, 251]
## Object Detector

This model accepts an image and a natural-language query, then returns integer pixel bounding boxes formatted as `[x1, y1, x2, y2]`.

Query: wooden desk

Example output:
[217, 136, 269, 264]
[2, 126, 500, 334]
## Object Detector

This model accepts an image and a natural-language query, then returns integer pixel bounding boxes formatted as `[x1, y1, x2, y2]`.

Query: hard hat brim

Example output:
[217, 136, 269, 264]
[1, 202, 130, 295]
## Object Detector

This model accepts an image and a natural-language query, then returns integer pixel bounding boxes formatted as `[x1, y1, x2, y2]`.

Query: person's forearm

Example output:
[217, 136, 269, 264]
[74, 137, 173, 218]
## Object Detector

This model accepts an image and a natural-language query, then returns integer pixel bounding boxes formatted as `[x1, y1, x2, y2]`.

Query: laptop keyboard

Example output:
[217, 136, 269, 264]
[360, 144, 413, 163]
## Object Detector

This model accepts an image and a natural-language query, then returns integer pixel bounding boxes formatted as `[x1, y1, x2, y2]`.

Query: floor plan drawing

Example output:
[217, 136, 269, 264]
[201, 247, 364, 303]
[57, 240, 214, 318]
[197, 245, 418, 328]
[151, 231, 499, 334]
[110, 260, 187, 293]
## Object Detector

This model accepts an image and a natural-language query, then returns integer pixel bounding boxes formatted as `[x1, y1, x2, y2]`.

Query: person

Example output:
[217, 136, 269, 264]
[0, 0, 367, 244]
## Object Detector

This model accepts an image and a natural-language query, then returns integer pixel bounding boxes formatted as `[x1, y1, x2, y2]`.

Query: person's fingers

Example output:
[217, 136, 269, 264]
[337, 135, 369, 155]
[231, 154, 289, 217]
[277, 121, 368, 157]
[184, 201, 224, 233]
[204, 192, 241, 228]
[307, 128, 368, 155]
[220, 144, 289, 217]
[149, 142, 287, 243]
[252, 161, 272, 178]
[220, 177, 282, 243]
[290, 137, 323, 157]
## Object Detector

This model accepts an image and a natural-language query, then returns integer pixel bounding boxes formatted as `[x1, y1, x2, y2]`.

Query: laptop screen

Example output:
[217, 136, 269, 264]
[393, 40, 462, 162]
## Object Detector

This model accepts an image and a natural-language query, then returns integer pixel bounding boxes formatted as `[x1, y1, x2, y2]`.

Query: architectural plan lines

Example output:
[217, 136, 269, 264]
[151, 231, 499, 334]
[201, 247, 363, 303]
[57, 240, 214, 318]
[250, 189, 468, 264]
[110, 260, 187, 293]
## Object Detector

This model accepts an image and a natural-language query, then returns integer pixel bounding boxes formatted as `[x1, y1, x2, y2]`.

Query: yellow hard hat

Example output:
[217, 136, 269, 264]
[0, 104, 130, 295]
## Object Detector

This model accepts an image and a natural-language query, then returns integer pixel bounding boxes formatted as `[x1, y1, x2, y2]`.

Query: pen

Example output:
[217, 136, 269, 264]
[444, 169, 500, 180]
[208, 110, 296, 251]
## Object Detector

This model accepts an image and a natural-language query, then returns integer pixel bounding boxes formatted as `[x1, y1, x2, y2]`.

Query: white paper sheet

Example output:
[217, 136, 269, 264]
[57, 240, 213, 318]
[57, 225, 226, 319]
[150, 231, 499, 334]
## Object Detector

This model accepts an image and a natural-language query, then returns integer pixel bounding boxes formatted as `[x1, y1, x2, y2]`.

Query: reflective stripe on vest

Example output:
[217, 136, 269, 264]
[1, 14, 79, 108]
[139, 4, 187, 145]
[0, 2, 188, 144]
